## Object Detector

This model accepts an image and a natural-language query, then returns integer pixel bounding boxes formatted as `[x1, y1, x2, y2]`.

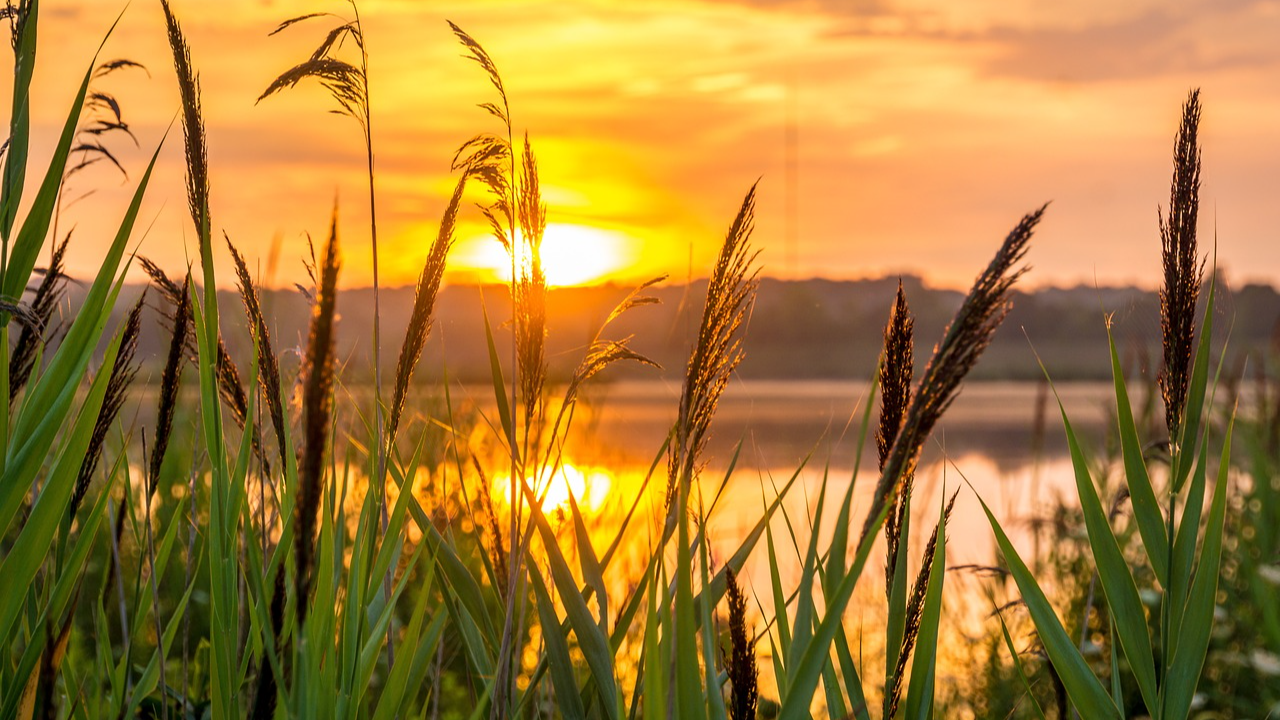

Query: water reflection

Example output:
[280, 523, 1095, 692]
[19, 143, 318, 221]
[487, 462, 615, 513]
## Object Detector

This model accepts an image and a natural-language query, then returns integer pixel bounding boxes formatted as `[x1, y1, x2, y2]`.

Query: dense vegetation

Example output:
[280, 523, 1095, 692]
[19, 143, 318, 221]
[1, 1, 1277, 718]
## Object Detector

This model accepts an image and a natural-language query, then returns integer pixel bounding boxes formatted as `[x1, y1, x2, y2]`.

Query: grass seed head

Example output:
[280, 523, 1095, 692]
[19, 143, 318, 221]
[1158, 88, 1203, 441]
[228, 235, 287, 469]
[880, 281, 915, 590]
[666, 183, 760, 511]
[295, 208, 341, 625]
[860, 205, 1043, 548]
[9, 234, 68, 404]
[70, 290, 145, 520]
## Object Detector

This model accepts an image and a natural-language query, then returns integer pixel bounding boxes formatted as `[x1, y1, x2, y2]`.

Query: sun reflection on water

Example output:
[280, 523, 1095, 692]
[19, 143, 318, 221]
[488, 461, 617, 514]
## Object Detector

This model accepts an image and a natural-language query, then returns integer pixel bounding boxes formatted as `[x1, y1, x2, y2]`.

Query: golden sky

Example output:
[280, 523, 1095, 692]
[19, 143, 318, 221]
[16, 0, 1280, 288]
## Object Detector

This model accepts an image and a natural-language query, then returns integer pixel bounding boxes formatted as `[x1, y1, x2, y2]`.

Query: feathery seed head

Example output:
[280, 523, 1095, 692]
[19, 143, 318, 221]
[724, 567, 758, 720]
[70, 291, 145, 521]
[228, 235, 287, 470]
[1158, 88, 1203, 440]
[9, 235, 69, 404]
[150, 275, 192, 498]
[295, 208, 341, 625]
[387, 174, 466, 445]
[160, 0, 210, 245]
[860, 205, 1043, 548]
[666, 184, 760, 512]
[880, 281, 915, 590]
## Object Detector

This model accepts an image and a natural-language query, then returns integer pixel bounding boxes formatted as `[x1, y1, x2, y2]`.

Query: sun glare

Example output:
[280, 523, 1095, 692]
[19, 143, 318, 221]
[455, 223, 636, 287]
[490, 463, 614, 514]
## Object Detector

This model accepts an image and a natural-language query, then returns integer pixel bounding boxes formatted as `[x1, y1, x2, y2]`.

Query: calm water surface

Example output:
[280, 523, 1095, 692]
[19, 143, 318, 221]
[449, 379, 1122, 574]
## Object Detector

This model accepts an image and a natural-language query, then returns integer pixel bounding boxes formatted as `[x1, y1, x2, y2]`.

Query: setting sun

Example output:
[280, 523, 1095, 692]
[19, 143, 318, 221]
[453, 223, 636, 287]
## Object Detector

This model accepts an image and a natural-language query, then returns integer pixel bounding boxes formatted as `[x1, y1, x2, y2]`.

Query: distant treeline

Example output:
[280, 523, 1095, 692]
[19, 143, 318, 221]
[92, 272, 1267, 383]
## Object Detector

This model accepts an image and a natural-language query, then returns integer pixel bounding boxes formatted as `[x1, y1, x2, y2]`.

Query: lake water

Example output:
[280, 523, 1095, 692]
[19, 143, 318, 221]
[447, 379, 1126, 590]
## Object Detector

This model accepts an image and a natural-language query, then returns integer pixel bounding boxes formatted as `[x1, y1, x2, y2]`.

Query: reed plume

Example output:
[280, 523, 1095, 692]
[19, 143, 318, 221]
[160, 0, 209, 245]
[9, 234, 67, 403]
[61, 57, 144, 189]
[515, 135, 547, 433]
[859, 205, 1044, 547]
[227, 236, 286, 468]
[880, 281, 914, 591]
[139, 256, 265, 469]
[448, 20, 509, 127]
[386, 174, 465, 446]
[666, 184, 760, 510]
[724, 567, 758, 720]
[151, 275, 191, 498]
[257, 7, 369, 135]
[69, 291, 144, 521]
[295, 209, 340, 625]
[1158, 88, 1203, 440]
[558, 278, 664, 413]
[886, 490, 957, 718]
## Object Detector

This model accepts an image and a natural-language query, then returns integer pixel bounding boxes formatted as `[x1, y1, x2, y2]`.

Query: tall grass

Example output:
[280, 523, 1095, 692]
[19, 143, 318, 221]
[975, 90, 1228, 720]
[0, 3, 1266, 719]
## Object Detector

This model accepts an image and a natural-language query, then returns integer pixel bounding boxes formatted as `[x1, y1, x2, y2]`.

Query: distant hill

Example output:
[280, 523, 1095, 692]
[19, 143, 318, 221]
[74, 272, 1273, 384]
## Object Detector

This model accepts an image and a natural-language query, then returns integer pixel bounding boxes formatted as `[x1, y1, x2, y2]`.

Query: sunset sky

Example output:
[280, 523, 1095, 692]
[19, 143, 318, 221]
[16, 0, 1280, 289]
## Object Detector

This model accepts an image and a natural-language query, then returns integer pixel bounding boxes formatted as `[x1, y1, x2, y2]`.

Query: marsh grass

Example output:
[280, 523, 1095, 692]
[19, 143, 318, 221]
[0, 4, 1261, 720]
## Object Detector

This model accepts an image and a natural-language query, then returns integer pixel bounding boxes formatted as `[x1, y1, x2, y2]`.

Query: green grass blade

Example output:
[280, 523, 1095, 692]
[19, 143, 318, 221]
[994, 606, 1048, 720]
[777, 487, 889, 720]
[1, 0, 37, 239]
[528, 567, 589, 720]
[1163, 415, 1233, 719]
[481, 301, 517, 459]
[1106, 322, 1167, 585]
[1109, 618, 1125, 710]
[0, 329, 118, 647]
[0, 467, 115, 719]
[567, 489, 608, 630]
[1168, 432, 1210, 665]
[0, 138, 162, 531]
[785, 478, 829, 683]
[699, 515, 729, 720]
[765, 512, 791, 686]
[4, 43, 95, 299]
[673, 477, 707, 720]
[519, 476, 620, 719]
[974, 490, 1122, 720]
[904, 493, 949, 720]
[1054, 398, 1159, 714]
